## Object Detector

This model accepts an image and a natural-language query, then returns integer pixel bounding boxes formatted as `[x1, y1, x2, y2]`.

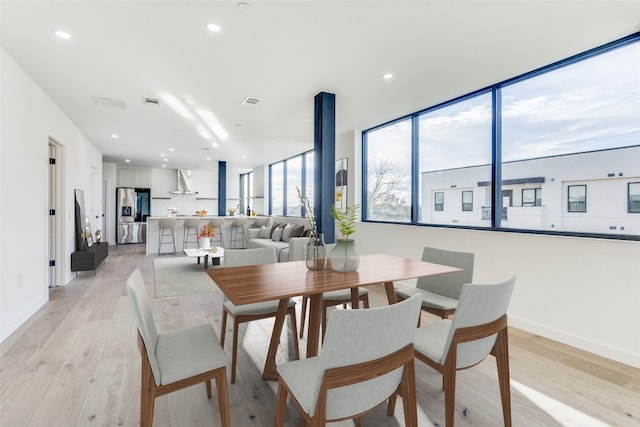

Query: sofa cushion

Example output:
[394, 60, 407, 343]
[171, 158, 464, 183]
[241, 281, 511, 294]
[290, 224, 305, 239]
[281, 223, 295, 242]
[270, 222, 282, 237]
[272, 226, 284, 242]
[257, 225, 271, 239]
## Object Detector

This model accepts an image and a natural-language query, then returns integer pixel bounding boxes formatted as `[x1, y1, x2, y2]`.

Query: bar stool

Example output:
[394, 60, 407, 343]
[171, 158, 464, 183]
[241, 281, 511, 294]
[208, 218, 225, 248]
[158, 218, 177, 255]
[230, 218, 248, 249]
[183, 218, 202, 249]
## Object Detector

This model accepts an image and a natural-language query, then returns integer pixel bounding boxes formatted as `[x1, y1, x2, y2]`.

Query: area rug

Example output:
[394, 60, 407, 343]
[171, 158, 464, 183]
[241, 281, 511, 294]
[154, 256, 219, 298]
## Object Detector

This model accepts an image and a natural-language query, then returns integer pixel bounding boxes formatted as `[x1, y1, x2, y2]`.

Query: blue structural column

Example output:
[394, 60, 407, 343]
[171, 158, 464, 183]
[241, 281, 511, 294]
[218, 161, 227, 216]
[314, 92, 336, 243]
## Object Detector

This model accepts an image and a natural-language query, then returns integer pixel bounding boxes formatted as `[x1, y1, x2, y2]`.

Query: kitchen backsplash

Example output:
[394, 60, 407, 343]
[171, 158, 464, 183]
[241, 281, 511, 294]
[151, 197, 224, 217]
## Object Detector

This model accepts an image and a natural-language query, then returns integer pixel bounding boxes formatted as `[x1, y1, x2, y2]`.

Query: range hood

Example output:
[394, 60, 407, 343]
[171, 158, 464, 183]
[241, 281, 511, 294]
[170, 169, 198, 194]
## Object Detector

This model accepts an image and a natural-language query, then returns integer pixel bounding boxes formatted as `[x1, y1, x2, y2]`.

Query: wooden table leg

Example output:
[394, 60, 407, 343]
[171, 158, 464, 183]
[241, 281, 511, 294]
[384, 281, 397, 304]
[306, 294, 323, 358]
[262, 298, 290, 381]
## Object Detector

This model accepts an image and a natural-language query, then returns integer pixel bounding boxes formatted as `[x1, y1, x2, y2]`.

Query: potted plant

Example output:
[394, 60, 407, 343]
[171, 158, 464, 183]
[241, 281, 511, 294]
[329, 203, 360, 272]
[197, 224, 215, 249]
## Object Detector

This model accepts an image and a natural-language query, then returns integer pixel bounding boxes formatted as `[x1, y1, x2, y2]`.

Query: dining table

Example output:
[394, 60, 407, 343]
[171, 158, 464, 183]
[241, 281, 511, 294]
[207, 253, 461, 381]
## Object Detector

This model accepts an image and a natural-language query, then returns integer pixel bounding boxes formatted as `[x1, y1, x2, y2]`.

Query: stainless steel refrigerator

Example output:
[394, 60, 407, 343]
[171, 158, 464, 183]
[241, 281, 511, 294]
[116, 187, 150, 244]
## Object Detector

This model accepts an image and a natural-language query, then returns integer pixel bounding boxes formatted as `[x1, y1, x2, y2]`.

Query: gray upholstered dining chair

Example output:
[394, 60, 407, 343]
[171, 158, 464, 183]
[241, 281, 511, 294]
[220, 247, 300, 383]
[409, 277, 516, 427]
[125, 269, 230, 427]
[275, 294, 422, 427]
[395, 246, 474, 322]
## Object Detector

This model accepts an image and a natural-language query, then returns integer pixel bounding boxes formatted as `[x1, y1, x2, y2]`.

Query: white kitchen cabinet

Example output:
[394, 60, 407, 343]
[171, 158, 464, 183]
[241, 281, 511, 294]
[118, 168, 151, 188]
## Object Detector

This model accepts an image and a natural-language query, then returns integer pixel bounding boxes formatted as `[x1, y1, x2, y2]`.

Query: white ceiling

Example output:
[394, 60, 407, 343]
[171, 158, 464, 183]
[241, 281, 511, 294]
[2, 1, 639, 173]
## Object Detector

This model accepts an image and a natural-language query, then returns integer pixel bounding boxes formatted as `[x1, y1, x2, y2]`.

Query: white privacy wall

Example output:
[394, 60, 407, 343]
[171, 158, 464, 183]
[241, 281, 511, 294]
[354, 221, 640, 368]
[0, 48, 103, 342]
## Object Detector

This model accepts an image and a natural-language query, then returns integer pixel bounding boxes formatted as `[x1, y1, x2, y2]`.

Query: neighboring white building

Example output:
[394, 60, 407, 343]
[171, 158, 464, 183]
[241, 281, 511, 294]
[421, 145, 640, 236]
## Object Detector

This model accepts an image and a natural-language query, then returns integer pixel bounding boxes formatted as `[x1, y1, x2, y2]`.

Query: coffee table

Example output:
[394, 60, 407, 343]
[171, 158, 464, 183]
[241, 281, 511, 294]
[184, 247, 224, 269]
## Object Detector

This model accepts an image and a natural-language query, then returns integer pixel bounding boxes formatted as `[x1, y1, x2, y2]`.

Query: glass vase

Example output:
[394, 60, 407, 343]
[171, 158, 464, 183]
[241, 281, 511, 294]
[306, 233, 327, 270]
[330, 239, 359, 272]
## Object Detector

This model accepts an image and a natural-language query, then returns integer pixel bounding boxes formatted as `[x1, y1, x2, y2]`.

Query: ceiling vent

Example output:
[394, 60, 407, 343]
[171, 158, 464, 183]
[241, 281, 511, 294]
[242, 96, 260, 105]
[143, 97, 160, 106]
[91, 96, 126, 109]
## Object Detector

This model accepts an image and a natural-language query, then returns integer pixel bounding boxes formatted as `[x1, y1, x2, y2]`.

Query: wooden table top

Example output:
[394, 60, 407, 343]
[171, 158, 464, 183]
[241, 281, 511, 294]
[207, 253, 460, 306]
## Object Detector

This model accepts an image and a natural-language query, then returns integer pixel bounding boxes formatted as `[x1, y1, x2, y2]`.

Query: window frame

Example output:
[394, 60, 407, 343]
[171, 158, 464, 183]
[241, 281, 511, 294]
[567, 185, 587, 213]
[462, 191, 473, 212]
[269, 149, 314, 217]
[361, 32, 639, 241]
[434, 192, 444, 211]
[628, 182, 640, 214]
[522, 188, 542, 207]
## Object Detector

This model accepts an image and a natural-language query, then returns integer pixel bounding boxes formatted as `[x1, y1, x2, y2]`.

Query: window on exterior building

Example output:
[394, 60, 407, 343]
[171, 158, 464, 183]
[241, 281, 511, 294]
[629, 182, 640, 213]
[522, 188, 541, 207]
[568, 185, 587, 212]
[434, 192, 444, 211]
[361, 33, 639, 240]
[462, 191, 473, 211]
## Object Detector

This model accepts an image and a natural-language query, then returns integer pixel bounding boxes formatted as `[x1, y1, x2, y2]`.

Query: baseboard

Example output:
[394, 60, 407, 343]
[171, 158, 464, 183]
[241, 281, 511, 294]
[509, 316, 640, 369]
[0, 294, 48, 344]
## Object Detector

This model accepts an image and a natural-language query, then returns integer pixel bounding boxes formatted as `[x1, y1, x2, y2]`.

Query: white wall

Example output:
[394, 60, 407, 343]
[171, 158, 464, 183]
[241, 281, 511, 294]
[353, 222, 640, 368]
[1, 48, 103, 342]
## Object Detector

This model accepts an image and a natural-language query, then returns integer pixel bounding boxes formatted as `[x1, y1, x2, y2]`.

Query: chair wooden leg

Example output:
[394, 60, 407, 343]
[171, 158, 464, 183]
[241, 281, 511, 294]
[140, 354, 156, 427]
[401, 359, 418, 427]
[363, 294, 370, 309]
[231, 319, 239, 384]
[206, 379, 212, 398]
[287, 307, 300, 360]
[321, 306, 328, 343]
[274, 381, 288, 427]
[354, 416, 363, 427]
[215, 369, 231, 427]
[220, 309, 228, 347]
[300, 296, 307, 339]
[387, 391, 398, 416]
[495, 330, 512, 427]
[443, 350, 458, 427]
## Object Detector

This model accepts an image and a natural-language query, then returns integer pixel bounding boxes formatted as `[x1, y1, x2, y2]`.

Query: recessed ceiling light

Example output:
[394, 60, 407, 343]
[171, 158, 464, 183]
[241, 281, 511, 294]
[160, 153, 165, 157]
[111, 134, 119, 138]
[237, 2, 251, 11]
[242, 155, 247, 158]
[53, 30, 71, 39]
[206, 23, 221, 32]
[162, 164, 166, 168]
[182, 97, 194, 104]
[382, 73, 393, 80]
[206, 157, 211, 161]
[211, 142, 219, 148]
[168, 147, 175, 152]
[125, 159, 130, 163]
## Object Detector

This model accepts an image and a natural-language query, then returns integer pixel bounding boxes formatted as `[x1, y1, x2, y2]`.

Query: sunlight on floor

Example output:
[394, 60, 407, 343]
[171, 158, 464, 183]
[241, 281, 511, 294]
[511, 380, 610, 427]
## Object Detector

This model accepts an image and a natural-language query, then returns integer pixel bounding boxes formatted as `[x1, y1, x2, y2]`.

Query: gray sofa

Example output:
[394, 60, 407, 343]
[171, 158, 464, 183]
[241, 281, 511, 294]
[246, 227, 309, 262]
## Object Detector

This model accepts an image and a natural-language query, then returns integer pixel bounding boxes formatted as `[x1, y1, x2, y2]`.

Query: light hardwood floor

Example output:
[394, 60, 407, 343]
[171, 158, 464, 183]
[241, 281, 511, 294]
[1, 244, 639, 426]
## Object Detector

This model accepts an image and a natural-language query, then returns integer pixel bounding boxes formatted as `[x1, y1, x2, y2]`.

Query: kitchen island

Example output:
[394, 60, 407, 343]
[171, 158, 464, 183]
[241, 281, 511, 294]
[146, 215, 263, 255]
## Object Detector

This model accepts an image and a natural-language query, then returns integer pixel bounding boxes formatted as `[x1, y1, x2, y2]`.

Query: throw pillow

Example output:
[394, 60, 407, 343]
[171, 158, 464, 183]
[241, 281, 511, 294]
[258, 225, 271, 239]
[271, 225, 284, 242]
[281, 223, 295, 242]
[290, 224, 305, 238]
[270, 222, 282, 238]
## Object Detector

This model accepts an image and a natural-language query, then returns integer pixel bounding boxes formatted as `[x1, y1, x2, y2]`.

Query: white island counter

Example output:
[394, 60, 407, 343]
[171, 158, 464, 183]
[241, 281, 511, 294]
[146, 216, 264, 255]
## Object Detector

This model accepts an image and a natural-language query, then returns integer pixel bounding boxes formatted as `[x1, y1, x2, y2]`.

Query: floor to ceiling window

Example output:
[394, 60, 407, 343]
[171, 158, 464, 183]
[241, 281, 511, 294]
[363, 33, 640, 239]
[269, 150, 314, 217]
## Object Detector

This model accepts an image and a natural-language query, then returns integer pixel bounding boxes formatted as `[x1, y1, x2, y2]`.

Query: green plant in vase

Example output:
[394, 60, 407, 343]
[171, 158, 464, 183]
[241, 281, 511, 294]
[329, 203, 360, 272]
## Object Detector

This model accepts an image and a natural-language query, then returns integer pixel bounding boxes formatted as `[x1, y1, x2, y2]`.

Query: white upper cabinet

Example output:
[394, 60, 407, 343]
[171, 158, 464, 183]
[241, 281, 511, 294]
[118, 168, 151, 188]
